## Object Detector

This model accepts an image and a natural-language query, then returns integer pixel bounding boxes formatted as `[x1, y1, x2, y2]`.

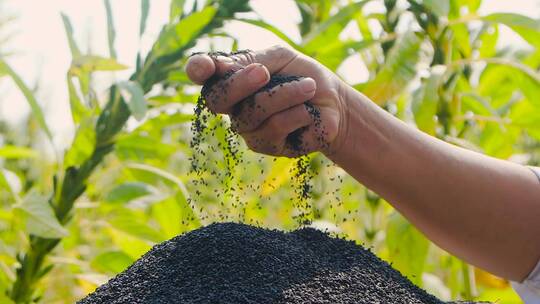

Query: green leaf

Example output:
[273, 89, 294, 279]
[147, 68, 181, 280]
[117, 81, 147, 121]
[125, 163, 198, 227]
[316, 38, 383, 71]
[116, 134, 177, 160]
[91, 251, 134, 274]
[104, 0, 117, 59]
[60, 13, 81, 57]
[14, 190, 68, 239]
[109, 208, 163, 242]
[413, 65, 446, 135]
[153, 5, 217, 57]
[237, 19, 303, 52]
[424, 0, 449, 17]
[71, 55, 128, 75]
[151, 196, 182, 239]
[449, 0, 481, 19]
[360, 32, 421, 104]
[64, 118, 96, 168]
[67, 73, 90, 123]
[0, 63, 6, 78]
[478, 25, 498, 58]
[483, 13, 540, 47]
[137, 112, 193, 132]
[476, 58, 540, 104]
[303, 1, 368, 53]
[0, 59, 53, 140]
[107, 227, 152, 260]
[479, 122, 519, 158]
[450, 23, 472, 57]
[0, 145, 37, 159]
[170, 0, 185, 21]
[510, 100, 540, 141]
[0, 169, 15, 197]
[386, 211, 430, 286]
[140, 0, 150, 37]
[296, 2, 314, 36]
[105, 182, 155, 204]
[125, 163, 189, 199]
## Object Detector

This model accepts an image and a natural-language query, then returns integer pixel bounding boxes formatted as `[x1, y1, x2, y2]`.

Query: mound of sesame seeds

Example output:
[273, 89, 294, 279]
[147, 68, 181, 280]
[79, 222, 476, 304]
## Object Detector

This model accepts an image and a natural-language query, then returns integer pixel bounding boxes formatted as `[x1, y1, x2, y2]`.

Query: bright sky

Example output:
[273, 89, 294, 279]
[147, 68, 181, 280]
[0, 0, 538, 150]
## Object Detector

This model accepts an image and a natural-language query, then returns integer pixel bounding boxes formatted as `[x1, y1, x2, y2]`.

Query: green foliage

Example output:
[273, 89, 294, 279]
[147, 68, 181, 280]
[14, 191, 69, 239]
[0, 60, 53, 141]
[0, 0, 538, 303]
[386, 212, 429, 286]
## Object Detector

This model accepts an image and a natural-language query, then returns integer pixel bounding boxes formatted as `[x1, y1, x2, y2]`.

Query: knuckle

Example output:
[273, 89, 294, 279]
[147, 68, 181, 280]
[269, 45, 290, 57]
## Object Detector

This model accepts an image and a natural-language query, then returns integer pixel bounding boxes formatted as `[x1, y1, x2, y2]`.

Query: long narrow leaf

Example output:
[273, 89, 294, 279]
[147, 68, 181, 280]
[60, 13, 80, 57]
[104, 0, 117, 59]
[360, 32, 422, 104]
[0, 59, 53, 140]
[70, 55, 129, 75]
[170, 0, 186, 21]
[316, 37, 390, 70]
[236, 19, 304, 52]
[66, 73, 90, 123]
[153, 6, 217, 57]
[125, 163, 189, 200]
[482, 13, 540, 48]
[117, 81, 147, 121]
[303, 1, 368, 52]
[140, 0, 150, 37]
[0, 145, 37, 159]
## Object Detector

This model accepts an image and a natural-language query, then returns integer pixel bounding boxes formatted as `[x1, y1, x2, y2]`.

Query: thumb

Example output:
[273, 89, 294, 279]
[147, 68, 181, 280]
[185, 53, 240, 85]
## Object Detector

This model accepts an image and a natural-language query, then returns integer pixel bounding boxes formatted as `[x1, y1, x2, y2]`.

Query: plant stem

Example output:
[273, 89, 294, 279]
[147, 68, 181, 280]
[9, 144, 115, 302]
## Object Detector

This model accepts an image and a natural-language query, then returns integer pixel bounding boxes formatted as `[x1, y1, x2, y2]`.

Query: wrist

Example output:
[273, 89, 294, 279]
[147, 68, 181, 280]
[322, 83, 371, 160]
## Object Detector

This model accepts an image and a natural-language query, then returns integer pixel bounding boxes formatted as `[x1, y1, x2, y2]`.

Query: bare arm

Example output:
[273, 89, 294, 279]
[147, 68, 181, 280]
[329, 85, 540, 281]
[186, 46, 540, 282]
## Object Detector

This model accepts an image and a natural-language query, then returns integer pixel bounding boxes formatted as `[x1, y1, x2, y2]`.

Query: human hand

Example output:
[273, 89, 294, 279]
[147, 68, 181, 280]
[185, 46, 350, 157]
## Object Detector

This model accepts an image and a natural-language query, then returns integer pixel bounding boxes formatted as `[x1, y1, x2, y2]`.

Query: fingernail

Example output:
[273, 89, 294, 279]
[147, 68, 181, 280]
[247, 65, 268, 85]
[216, 55, 234, 63]
[299, 78, 316, 94]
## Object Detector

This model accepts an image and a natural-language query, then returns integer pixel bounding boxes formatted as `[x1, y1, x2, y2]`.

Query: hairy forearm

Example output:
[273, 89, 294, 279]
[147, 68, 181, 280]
[327, 86, 540, 281]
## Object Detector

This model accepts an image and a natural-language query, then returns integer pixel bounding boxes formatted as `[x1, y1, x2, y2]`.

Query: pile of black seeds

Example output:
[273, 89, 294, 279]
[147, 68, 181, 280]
[80, 222, 472, 304]
[188, 50, 331, 224]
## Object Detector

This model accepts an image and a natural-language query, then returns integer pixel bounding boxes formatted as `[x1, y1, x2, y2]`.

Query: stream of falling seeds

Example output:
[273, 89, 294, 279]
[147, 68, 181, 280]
[189, 51, 334, 226]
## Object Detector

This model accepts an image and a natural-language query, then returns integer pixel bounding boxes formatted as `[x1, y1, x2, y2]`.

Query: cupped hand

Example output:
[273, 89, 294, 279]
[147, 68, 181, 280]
[185, 46, 350, 157]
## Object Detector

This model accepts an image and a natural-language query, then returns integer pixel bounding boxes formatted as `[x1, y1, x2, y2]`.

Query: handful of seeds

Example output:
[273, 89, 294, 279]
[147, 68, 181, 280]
[189, 50, 327, 224]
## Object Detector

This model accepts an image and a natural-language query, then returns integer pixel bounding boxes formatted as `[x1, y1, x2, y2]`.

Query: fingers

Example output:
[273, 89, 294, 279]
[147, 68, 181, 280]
[185, 54, 216, 85]
[203, 63, 270, 114]
[232, 77, 316, 133]
[185, 46, 298, 85]
[242, 103, 312, 156]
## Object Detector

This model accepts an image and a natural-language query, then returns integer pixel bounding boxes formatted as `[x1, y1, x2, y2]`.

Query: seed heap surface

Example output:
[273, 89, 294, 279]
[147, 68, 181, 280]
[79, 222, 460, 304]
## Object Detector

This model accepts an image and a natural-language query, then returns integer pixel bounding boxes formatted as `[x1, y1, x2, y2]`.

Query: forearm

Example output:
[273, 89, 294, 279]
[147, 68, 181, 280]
[327, 86, 540, 281]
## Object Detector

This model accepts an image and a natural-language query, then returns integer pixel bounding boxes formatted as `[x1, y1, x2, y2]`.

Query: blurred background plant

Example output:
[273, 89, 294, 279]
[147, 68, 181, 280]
[0, 0, 539, 303]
